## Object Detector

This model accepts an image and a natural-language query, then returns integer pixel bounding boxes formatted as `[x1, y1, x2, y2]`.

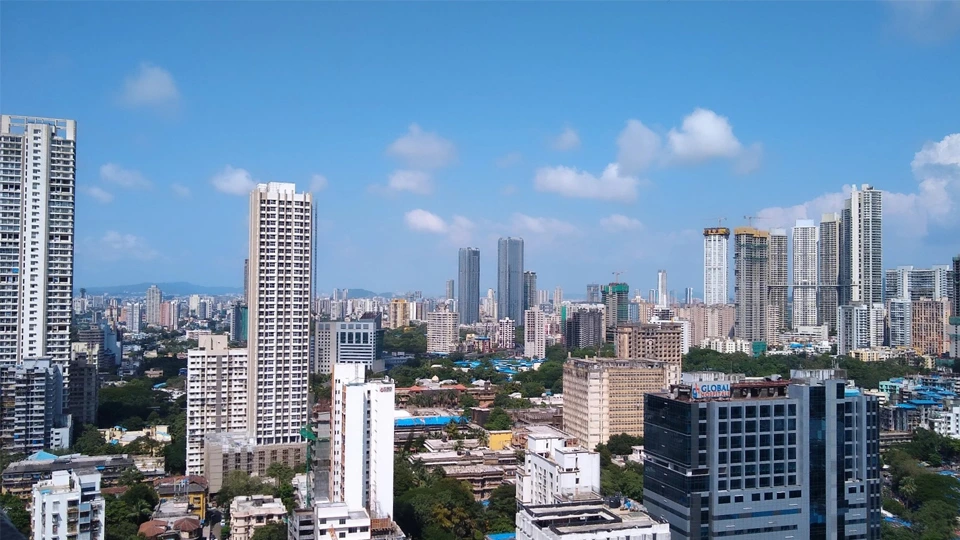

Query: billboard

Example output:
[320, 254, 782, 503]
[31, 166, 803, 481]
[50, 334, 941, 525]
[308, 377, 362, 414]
[691, 382, 731, 400]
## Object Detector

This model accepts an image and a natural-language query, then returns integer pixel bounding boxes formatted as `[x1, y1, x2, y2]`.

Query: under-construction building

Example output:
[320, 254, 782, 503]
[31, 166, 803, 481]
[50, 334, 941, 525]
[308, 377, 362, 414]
[734, 227, 769, 343]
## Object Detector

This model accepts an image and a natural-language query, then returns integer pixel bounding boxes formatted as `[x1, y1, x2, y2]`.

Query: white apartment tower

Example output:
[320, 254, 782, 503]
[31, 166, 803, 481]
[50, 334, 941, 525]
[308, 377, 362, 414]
[186, 335, 249, 476]
[792, 220, 818, 327]
[427, 306, 460, 354]
[497, 317, 515, 349]
[837, 303, 885, 355]
[703, 227, 730, 305]
[247, 182, 312, 446]
[331, 363, 395, 519]
[127, 302, 142, 333]
[524, 308, 546, 359]
[145, 285, 163, 325]
[656, 269, 668, 307]
[32, 470, 105, 540]
[841, 184, 883, 306]
[0, 115, 76, 365]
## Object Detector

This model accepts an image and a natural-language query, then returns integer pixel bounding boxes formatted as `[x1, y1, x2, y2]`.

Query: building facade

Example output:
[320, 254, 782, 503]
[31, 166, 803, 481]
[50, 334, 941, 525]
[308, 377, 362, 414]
[0, 358, 69, 455]
[562, 357, 673, 450]
[523, 271, 538, 312]
[387, 298, 409, 329]
[516, 425, 599, 505]
[497, 237, 525, 323]
[643, 371, 880, 540]
[819, 213, 842, 332]
[884, 265, 954, 306]
[602, 282, 630, 342]
[767, 229, 789, 340]
[911, 298, 949, 356]
[564, 309, 603, 350]
[0, 115, 76, 366]
[614, 323, 683, 383]
[145, 285, 162, 326]
[841, 184, 883, 306]
[586, 284, 601, 303]
[734, 227, 768, 343]
[497, 318, 516, 349]
[68, 343, 99, 426]
[792, 220, 818, 327]
[426, 307, 459, 354]
[838, 304, 885, 356]
[186, 335, 249, 476]
[316, 315, 385, 374]
[457, 247, 480, 324]
[524, 309, 546, 360]
[31, 470, 105, 540]
[247, 182, 312, 446]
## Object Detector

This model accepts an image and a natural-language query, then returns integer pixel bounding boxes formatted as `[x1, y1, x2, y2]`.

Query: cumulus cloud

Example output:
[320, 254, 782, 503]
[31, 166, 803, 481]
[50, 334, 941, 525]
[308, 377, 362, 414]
[551, 127, 581, 151]
[510, 213, 580, 237]
[118, 63, 180, 108]
[667, 108, 743, 162]
[534, 163, 639, 202]
[81, 186, 114, 204]
[757, 133, 960, 238]
[100, 163, 151, 188]
[600, 214, 643, 232]
[496, 152, 523, 168]
[387, 170, 432, 195]
[403, 209, 474, 243]
[211, 166, 256, 195]
[170, 183, 191, 198]
[309, 174, 329, 193]
[99, 231, 159, 261]
[617, 120, 662, 174]
[387, 124, 457, 169]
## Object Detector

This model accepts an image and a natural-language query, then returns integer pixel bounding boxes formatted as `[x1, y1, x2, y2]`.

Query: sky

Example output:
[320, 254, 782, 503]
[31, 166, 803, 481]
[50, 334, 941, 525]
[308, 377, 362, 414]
[2, 2, 959, 298]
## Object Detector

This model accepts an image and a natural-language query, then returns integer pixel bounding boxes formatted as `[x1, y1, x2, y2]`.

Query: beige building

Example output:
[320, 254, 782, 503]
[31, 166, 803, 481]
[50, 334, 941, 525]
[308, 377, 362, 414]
[229, 495, 287, 540]
[912, 298, 949, 356]
[614, 323, 683, 385]
[388, 298, 409, 329]
[427, 306, 459, 354]
[562, 357, 673, 450]
[677, 304, 735, 345]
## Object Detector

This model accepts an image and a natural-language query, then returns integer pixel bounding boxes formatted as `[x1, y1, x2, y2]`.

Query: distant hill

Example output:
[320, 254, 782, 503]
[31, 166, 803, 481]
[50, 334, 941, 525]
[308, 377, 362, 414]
[78, 282, 242, 297]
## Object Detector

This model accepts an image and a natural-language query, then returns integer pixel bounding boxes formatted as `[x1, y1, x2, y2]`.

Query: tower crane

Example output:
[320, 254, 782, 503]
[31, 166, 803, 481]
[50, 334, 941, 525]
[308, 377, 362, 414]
[612, 270, 625, 283]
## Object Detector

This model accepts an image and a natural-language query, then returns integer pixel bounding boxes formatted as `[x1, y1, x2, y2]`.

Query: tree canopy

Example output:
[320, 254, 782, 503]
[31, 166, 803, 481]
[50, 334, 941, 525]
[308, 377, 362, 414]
[484, 408, 513, 431]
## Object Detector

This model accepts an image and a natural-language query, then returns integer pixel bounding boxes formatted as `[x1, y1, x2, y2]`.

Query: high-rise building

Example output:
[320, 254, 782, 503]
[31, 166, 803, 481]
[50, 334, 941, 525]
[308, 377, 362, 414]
[127, 302, 142, 333]
[427, 306, 459, 354]
[767, 229, 789, 340]
[586, 284, 601, 303]
[145, 285, 163, 326]
[68, 343, 99, 426]
[602, 282, 629, 341]
[497, 318, 516, 350]
[331, 363, 394, 519]
[792, 220, 818, 328]
[553, 286, 563, 307]
[524, 308, 546, 359]
[818, 213, 842, 332]
[243, 258, 249, 303]
[644, 370, 880, 540]
[564, 309, 603, 350]
[229, 303, 248, 342]
[703, 227, 730, 306]
[523, 271, 538, 312]
[457, 247, 480, 324]
[656, 270, 668, 307]
[887, 298, 912, 348]
[497, 237, 524, 323]
[0, 358, 70, 455]
[247, 182, 312, 446]
[614, 323, 683, 385]
[0, 116, 76, 366]
[32, 470, 105, 540]
[445, 279, 455, 300]
[953, 255, 960, 316]
[677, 304, 736, 345]
[684, 287, 694, 306]
[189, 294, 201, 316]
[562, 357, 672, 449]
[516, 425, 600, 505]
[884, 265, 953, 304]
[837, 303, 885, 355]
[388, 298, 409, 329]
[315, 314, 385, 375]
[186, 335, 249, 476]
[841, 184, 883, 306]
[734, 227, 769, 343]
[911, 298, 949, 356]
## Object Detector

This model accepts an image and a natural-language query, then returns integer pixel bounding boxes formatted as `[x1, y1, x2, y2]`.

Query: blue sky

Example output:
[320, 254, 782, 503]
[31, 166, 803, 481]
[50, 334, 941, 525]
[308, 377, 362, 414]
[2, 2, 959, 298]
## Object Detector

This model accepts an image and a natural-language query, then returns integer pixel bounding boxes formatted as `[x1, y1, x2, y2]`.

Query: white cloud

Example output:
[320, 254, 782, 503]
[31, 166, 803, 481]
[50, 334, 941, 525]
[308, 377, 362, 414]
[551, 127, 581, 151]
[510, 213, 580, 237]
[170, 183, 191, 198]
[387, 170, 432, 195]
[756, 132, 960, 238]
[309, 174, 329, 193]
[617, 120, 662, 174]
[81, 186, 114, 204]
[534, 163, 639, 202]
[100, 163, 151, 188]
[496, 152, 523, 168]
[600, 214, 643, 232]
[403, 209, 474, 243]
[886, 0, 960, 44]
[211, 166, 256, 195]
[667, 108, 743, 162]
[118, 63, 180, 108]
[386, 124, 456, 169]
[99, 231, 158, 261]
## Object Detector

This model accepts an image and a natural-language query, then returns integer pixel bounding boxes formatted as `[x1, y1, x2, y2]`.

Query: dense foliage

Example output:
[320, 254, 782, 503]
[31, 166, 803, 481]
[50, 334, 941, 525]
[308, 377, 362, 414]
[605, 433, 644, 456]
[384, 325, 428, 354]
[0, 493, 30, 537]
[104, 482, 160, 540]
[484, 407, 513, 430]
[97, 379, 182, 428]
[251, 522, 287, 540]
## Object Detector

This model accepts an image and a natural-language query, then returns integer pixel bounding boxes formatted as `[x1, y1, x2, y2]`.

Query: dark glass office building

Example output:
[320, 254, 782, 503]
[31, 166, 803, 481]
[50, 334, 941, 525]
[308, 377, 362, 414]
[497, 237, 524, 323]
[644, 370, 880, 540]
[458, 247, 480, 324]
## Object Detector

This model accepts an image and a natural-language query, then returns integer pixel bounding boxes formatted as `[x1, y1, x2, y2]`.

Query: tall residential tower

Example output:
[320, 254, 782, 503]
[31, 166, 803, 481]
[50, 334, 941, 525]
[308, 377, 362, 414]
[734, 228, 768, 343]
[818, 213, 842, 332]
[457, 247, 480, 324]
[703, 228, 730, 306]
[792, 220, 818, 327]
[841, 185, 883, 306]
[497, 237, 524, 322]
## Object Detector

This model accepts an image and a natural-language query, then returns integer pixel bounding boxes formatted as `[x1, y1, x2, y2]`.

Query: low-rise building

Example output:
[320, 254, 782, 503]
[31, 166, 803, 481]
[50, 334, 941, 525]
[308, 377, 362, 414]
[516, 498, 669, 540]
[442, 464, 508, 501]
[516, 426, 599, 505]
[31, 470, 105, 540]
[229, 495, 287, 540]
[2, 453, 134, 504]
[154, 476, 208, 522]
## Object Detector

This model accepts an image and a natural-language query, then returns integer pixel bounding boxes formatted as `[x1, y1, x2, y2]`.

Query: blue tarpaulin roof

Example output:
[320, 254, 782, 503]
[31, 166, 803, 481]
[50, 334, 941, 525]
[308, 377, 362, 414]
[27, 451, 58, 461]
[395, 416, 464, 427]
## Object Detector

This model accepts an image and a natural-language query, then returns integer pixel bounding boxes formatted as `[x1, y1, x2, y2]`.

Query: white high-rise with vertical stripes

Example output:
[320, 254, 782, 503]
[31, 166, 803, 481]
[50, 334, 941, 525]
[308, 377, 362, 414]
[792, 220, 819, 327]
[703, 227, 730, 306]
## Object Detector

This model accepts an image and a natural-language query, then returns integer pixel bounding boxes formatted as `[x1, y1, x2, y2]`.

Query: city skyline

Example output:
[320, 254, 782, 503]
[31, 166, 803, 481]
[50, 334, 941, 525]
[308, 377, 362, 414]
[2, 3, 958, 296]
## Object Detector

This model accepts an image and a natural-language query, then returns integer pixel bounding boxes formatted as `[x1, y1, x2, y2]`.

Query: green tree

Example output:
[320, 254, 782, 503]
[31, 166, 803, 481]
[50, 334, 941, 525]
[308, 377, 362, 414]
[117, 466, 145, 486]
[217, 470, 272, 509]
[484, 408, 512, 431]
[266, 462, 294, 486]
[484, 484, 516, 533]
[458, 392, 478, 409]
[606, 433, 643, 456]
[73, 424, 107, 455]
[0, 492, 30, 537]
[251, 522, 288, 540]
[163, 411, 187, 474]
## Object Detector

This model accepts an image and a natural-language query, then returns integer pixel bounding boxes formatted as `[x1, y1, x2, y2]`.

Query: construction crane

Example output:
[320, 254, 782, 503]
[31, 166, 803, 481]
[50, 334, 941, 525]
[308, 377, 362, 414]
[715, 217, 727, 227]
[299, 424, 318, 506]
[612, 270, 625, 283]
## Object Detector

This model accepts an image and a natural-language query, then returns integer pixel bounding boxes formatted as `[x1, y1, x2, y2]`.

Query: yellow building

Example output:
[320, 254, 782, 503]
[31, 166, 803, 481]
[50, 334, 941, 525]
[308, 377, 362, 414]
[154, 476, 208, 522]
[486, 430, 513, 451]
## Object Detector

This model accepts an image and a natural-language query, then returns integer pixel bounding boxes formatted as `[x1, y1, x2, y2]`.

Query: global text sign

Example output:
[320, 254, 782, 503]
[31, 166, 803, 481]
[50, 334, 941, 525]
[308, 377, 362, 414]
[691, 382, 731, 400]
